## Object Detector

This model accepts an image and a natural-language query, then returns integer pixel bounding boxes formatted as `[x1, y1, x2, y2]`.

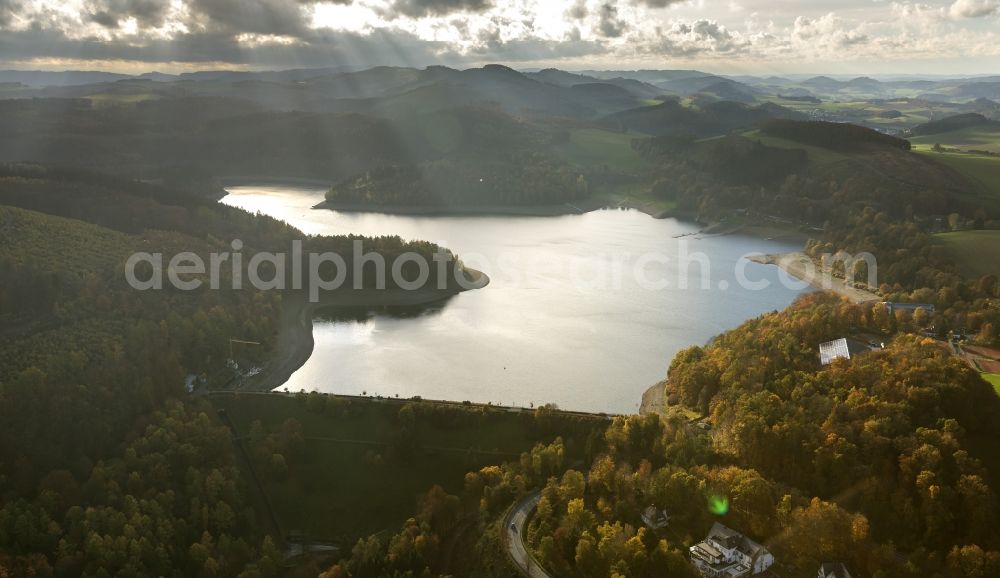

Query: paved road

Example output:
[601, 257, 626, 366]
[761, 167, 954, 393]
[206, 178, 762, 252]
[503, 492, 551, 578]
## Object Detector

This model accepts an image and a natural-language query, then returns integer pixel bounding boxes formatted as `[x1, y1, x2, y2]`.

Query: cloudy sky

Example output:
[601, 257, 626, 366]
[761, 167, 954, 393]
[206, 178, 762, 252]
[1, 0, 999, 74]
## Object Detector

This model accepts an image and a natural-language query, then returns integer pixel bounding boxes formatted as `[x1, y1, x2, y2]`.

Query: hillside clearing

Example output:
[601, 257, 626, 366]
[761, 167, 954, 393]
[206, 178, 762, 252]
[913, 148, 1000, 213]
[741, 129, 849, 164]
[909, 125, 1000, 154]
[984, 373, 1000, 395]
[553, 128, 651, 173]
[935, 230, 1000, 279]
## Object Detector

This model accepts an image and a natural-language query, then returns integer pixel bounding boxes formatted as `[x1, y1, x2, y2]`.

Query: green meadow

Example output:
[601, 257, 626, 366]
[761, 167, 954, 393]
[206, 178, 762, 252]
[915, 147, 1000, 213]
[935, 230, 1000, 279]
[910, 125, 1000, 154]
[554, 128, 652, 173]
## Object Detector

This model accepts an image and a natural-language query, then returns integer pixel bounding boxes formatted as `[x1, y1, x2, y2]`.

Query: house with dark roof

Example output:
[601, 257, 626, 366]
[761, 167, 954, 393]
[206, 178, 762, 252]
[640, 505, 670, 530]
[689, 522, 774, 577]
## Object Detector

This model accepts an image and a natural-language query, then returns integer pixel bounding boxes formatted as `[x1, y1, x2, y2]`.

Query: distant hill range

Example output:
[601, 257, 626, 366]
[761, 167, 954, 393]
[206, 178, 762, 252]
[4, 66, 1000, 119]
[0, 65, 663, 119]
[2, 64, 998, 213]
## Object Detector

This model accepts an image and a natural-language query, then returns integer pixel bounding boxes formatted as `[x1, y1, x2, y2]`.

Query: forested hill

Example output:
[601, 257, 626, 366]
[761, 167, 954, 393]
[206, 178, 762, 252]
[0, 164, 466, 288]
[0, 201, 285, 575]
[0, 99, 409, 193]
[322, 107, 592, 207]
[910, 113, 998, 136]
[0, 165, 469, 576]
[0, 98, 566, 201]
[324, 154, 589, 207]
[602, 98, 803, 137]
[665, 293, 1000, 559]
[322, 293, 1000, 578]
[638, 129, 984, 230]
[760, 119, 911, 151]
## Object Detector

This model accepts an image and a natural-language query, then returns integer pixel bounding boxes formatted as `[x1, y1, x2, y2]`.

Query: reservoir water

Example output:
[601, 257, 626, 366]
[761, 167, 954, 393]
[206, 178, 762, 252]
[222, 185, 808, 414]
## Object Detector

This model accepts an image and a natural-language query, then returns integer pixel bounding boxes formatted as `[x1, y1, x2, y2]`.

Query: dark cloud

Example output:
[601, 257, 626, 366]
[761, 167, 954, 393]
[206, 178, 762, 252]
[86, 0, 171, 29]
[686, 20, 737, 48]
[566, 0, 587, 20]
[0, 0, 597, 68]
[597, 3, 626, 38]
[634, 0, 686, 7]
[383, 0, 494, 19]
[184, 0, 331, 37]
[471, 28, 605, 61]
[0, 26, 448, 68]
[0, 0, 22, 27]
[0, 0, 970, 72]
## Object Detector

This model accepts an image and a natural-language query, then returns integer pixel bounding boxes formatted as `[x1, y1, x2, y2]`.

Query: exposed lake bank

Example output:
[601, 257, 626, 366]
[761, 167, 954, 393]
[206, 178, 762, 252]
[315, 200, 815, 248]
[314, 195, 677, 219]
[315, 185, 693, 221]
[748, 252, 880, 304]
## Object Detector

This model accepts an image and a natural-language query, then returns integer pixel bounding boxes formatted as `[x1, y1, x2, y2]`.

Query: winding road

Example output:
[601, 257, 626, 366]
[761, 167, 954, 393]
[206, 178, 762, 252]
[503, 492, 552, 578]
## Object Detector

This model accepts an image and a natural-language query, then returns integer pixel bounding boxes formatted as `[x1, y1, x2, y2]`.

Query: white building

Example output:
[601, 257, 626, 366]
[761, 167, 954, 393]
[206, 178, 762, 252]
[819, 338, 851, 365]
[689, 523, 774, 578]
[818, 562, 852, 578]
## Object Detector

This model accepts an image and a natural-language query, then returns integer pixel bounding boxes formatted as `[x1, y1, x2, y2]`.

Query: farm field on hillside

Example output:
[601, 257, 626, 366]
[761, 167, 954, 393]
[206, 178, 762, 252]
[915, 147, 1000, 213]
[910, 125, 1000, 153]
[936, 230, 1000, 279]
[554, 128, 651, 173]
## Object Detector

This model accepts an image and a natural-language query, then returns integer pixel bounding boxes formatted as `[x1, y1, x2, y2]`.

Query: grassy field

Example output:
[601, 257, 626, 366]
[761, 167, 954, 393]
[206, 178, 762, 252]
[983, 373, 1000, 395]
[86, 92, 161, 108]
[912, 146, 1000, 191]
[910, 125, 1000, 154]
[554, 128, 651, 173]
[550, 128, 667, 211]
[914, 147, 1000, 213]
[211, 393, 605, 544]
[592, 182, 677, 216]
[760, 97, 970, 130]
[935, 230, 1000, 279]
[740, 129, 850, 165]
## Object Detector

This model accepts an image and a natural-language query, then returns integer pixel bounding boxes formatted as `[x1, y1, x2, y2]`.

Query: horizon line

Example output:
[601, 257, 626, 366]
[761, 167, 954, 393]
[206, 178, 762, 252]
[2, 64, 999, 80]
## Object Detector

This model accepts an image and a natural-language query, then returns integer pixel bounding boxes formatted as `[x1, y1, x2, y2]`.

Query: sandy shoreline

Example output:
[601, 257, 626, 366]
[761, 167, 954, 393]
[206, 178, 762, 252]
[314, 191, 694, 220]
[314, 197, 654, 218]
[238, 269, 489, 393]
[221, 175, 334, 189]
[747, 251, 880, 304]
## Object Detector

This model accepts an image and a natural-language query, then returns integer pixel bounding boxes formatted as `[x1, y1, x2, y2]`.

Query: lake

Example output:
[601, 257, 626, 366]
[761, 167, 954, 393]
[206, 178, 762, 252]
[222, 185, 808, 414]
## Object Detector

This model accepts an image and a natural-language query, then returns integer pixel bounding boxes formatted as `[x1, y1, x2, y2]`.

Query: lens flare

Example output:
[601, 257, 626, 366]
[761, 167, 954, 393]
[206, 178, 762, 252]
[708, 494, 729, 516]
